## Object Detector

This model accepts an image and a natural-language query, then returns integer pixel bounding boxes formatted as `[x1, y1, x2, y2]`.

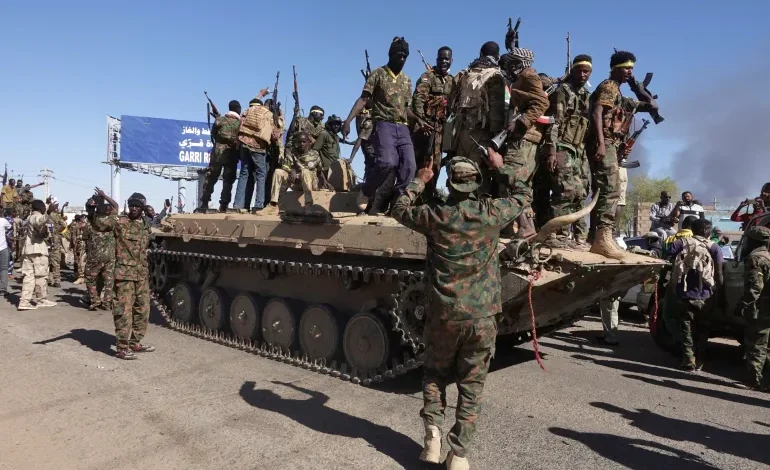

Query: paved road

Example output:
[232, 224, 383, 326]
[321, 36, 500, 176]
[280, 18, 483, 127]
[1, 274, 768, 470]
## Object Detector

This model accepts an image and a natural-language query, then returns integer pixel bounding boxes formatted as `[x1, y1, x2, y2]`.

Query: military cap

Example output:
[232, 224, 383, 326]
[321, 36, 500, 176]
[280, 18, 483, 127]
[746, 226, 770, 242]
[127, 192, 147, 207]
[327, 114, 342, 123]
[446, 156, 481, 193]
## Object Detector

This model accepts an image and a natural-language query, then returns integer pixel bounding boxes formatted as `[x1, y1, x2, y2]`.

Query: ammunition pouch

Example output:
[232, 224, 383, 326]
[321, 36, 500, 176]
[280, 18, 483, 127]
[559, 115, 589, 147]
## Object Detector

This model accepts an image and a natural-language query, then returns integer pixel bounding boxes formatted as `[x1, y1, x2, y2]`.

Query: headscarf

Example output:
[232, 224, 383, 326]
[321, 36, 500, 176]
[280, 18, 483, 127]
[508, 47, 534, 72]
[389, 37, 409, 57]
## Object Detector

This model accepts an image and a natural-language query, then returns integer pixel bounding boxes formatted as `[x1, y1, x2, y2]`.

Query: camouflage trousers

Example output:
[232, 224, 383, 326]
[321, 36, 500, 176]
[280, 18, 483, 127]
[48, 244, 61, 284]
[270, 168, 317, 206]
[421, 315, 497, 458]
[677, 297, 710, 365]
[85, 259, 115, 307]
[201, 147, 239, 206]
[112, 279, 150, 351]
[551, 147, 589, 238]
[454, 126, 494, 194]
[744, 310, 769, 385]
[497, 139, 538, 201]
[588, 142, 620, 232]
[412, 127, 443, 195]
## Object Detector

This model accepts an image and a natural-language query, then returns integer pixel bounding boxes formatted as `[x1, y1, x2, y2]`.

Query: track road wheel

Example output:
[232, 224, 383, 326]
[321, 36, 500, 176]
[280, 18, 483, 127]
[230, 294, 261, 341]
[343, 312, 390, 374]
[171, 281, 200, 324]
[199, 287, 230, 331]
[299, 304, 340, 361]
[261, 298, 296, 352]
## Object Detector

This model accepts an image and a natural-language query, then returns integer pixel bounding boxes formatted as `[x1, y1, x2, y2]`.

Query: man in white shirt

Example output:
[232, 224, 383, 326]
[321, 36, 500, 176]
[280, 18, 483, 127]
[674, 191, 705, 216]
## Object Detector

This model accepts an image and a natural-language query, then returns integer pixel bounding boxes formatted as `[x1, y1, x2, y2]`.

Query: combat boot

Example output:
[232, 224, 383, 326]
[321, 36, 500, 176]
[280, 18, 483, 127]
[589, 227, 627, 260]
[218, 204, 228, 213]
[194, 203, 209, 214]
[368, 171, 396, 216]
[258, 204, 279, 216]
[419, 424, 442, 464]
[445, 451, 470, 470]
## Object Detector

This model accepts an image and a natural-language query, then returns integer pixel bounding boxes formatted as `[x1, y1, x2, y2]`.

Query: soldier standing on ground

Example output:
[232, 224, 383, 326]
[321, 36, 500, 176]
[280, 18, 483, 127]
[84, 191, 118, 310]
[735, 226, 770, 392]
[411, 46, 454, 199]
[498, 47, 549, 238]
[93, 191, 154, 360]
[343, 37, 427, 215]
[392, 150, 529, 470]
[18, 200, 57, 311]
[542, 55, 593, 247]
[447, 41, 506, 194]
[197, 100, 242, 213]
[46, 198, 67, 287]
[68, 215, 83, 282]
[587, 50, 658, 259]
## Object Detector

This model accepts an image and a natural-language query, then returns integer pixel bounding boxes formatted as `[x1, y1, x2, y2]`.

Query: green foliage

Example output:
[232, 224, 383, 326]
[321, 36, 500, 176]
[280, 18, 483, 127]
[618, 175, 679, 235]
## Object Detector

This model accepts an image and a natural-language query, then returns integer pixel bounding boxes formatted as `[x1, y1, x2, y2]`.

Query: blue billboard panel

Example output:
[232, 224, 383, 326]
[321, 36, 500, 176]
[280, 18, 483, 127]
[120, 115, 214, 167]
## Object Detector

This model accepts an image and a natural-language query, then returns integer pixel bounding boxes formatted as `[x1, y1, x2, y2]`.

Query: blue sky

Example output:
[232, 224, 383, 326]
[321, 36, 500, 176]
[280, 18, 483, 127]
[2, 0, 768, 210]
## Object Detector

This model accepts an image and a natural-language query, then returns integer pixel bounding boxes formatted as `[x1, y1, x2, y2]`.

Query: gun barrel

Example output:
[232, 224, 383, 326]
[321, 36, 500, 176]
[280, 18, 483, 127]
[513, 17, 521, 31]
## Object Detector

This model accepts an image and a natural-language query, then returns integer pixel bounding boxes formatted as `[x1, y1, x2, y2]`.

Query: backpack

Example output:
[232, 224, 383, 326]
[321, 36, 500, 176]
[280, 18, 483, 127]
[672, 235, 715, 292]
[454, 67, 502, 129]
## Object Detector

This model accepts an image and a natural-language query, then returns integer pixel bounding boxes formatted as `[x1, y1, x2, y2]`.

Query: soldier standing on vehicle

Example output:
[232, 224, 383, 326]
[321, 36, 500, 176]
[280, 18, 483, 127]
[411, 46, 453, 198]
[542, 55, 593, 247]
[197, 100, 242, 213]
[312, 115, 343, 182]
[233, 89, 275, 213]
[93, 190, 154, 360]
[667, 218, 724, 371]
[735, 226, 770, 391]
[18, 200, 56, 311]
[392, 150, 528, 470]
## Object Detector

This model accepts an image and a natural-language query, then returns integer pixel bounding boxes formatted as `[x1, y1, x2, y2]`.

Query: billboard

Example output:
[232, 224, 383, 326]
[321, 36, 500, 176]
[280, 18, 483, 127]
[120, 115, 214, 167]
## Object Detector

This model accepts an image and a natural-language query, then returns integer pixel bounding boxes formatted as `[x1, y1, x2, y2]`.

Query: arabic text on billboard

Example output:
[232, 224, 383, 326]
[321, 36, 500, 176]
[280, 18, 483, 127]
[120, 115, 213, 167]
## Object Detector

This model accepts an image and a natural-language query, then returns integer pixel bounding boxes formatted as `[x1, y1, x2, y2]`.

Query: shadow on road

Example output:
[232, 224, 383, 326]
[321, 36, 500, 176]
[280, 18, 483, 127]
[34, 328, 114, 356]
[54, 292, 87, 309]
[550, 427, 719, 469]
[622, 374, 770, 409]
[239, 380, 423, 469]
[591, 402, 770, 467]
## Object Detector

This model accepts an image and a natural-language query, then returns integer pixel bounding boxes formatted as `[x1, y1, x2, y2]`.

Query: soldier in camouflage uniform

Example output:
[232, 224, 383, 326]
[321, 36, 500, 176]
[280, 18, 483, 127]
[392, 150, 528, 470]
[46, 198, 67, 287]
[587, 51, 658, 259]
[263, 99, 286, 208]
[343, 37, 427, 215]
[735, 226, 770, 391]
[411, 46, 453, 198]
[541, 55, 593, 247]
[287, 106, 325, 150]
[84, 194, 117, 310]
[17, 181, 43, 219]
[93, 190, 153, 360]
[312, 115, 343, 187]
[498, 47, 550, 238]
[198, 100, 242, 213]
[260, 132, 321, 214]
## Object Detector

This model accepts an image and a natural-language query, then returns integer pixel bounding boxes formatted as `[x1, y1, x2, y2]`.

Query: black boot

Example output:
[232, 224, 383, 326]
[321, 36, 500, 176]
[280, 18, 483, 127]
[368, 171, 396, 215]
[194, 202, 209, 214]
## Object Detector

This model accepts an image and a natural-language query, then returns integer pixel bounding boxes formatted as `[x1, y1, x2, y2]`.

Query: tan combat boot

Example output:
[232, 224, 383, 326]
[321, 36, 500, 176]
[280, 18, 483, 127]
[419, 424, 442, 464]
[589, 227, 627, 260]
[258, 204, 279, 216]
[445, 450, 470, 470]
[73, 277, 85, 285]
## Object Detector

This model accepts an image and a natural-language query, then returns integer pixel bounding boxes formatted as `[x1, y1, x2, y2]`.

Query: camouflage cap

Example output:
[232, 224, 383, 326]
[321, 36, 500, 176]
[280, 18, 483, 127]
[446, 156, 481, 193]
[746, 226, 770, 242]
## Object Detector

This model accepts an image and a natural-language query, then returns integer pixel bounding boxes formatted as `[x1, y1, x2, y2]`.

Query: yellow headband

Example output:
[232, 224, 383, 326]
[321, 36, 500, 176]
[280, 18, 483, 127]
[612, 61, 635, 69]
[572, 61, 592, 68]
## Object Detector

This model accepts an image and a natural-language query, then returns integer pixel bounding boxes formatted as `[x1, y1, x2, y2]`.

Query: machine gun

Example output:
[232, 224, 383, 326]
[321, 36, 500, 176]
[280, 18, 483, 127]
[630, 73, 664, 124]
[505, 17, 521, 52]
[490, 80, 559, 152]
[360, 50, 372, 81]
[619, 118, 650, 168]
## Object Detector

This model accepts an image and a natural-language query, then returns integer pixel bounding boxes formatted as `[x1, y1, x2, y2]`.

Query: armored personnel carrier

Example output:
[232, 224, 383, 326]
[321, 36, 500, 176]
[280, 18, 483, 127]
[149, 191, 663, 385]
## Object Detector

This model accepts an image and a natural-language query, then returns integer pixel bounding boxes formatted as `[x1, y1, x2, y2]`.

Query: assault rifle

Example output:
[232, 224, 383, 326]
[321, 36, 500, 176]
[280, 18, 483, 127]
[271, 71, 281, 127]
[417, 49, 432, 72]
[292, 65, 301, 119]
[505, 17, 521, 52]
[490, 80, 559, 152]
[618, 118, 650, 168]
[360, 50, 372, 81]
[629, 73, 664, 124]
[204, 91, 220, 118]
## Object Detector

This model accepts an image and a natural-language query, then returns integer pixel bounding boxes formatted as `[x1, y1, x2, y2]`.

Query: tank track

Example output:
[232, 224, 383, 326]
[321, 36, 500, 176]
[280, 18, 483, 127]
[147, 248, 543, 385]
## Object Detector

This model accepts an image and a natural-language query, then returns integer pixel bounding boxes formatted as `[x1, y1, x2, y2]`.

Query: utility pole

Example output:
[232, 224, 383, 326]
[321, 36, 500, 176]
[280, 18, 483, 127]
[38, 167, 54, 200]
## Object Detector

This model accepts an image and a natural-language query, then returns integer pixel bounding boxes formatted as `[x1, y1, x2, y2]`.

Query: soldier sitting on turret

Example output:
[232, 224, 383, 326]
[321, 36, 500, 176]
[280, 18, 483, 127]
[259, 132, 320, 215]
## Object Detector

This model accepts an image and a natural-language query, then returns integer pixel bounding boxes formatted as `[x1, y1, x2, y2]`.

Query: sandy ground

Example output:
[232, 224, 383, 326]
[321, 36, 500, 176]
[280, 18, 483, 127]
[1, 270, 768, 470]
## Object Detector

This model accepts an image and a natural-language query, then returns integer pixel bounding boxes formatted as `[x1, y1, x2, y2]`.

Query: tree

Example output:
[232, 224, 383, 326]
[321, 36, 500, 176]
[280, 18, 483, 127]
[618, 175, 679, 235]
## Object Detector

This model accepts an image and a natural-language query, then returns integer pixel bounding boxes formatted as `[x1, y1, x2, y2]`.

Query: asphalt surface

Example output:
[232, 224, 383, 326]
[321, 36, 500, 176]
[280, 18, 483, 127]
[1, 270, 768, 470]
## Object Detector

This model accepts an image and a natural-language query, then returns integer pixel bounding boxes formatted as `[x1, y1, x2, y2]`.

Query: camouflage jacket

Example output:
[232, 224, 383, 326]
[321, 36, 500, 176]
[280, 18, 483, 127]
[211, 112, 241, 162]
[364, 66, 413, 124]
[312, 129, 340, 171]
[280, 148, 321, 173]
[412, 68, 453, 123]
[391, 176, 527, 321]
[737, 247, 770, 320]
[449, 62, 506, 134]
[48, 212, 66, 247]
[544, 80, 591, 153]
[83, 218, 116, 264]
[589, 78, 639, 145]
[68, 222, 82, 251]
[288, 116, 325, 147]
[20, 189, 34, 204]
[93, 215, 150, 281]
